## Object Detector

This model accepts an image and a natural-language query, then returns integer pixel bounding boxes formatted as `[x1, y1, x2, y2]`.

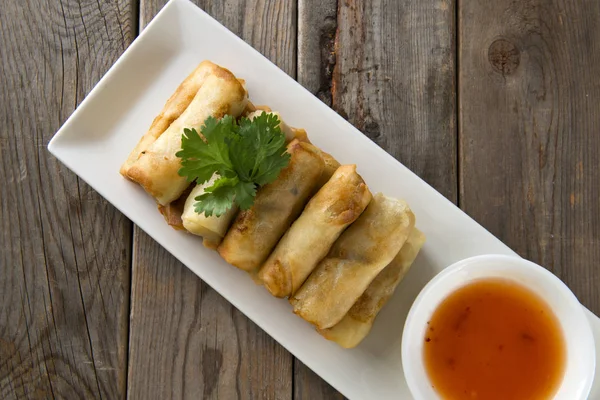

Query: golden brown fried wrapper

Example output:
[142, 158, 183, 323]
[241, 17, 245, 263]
[318, 228, 425, 348]
[290, 193, 415, 329]
[122, 61, 248, 205]
[258, 165, 372, 297]
[218, 140, 326, 271]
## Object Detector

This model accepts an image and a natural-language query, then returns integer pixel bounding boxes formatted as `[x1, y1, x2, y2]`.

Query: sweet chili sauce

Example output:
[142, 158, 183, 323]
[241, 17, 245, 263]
[423, 278, 566, 400]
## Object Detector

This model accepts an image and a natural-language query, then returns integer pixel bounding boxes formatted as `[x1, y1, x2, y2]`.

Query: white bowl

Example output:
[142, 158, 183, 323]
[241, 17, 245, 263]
[401, 254, 596, 400]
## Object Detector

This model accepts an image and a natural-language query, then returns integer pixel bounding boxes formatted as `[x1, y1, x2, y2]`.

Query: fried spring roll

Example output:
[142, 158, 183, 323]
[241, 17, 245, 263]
[258, 165, 372, 297]
[120, 61, 215, 176]
[180, 175, 239, 249]
[318, 229, 425, 348]
[217, 140, 326, 271]
[122, 62, 248, 205]
[314, 149, 340, 187]
[290, 193, 416, 329]
[180, 112, 314, 248]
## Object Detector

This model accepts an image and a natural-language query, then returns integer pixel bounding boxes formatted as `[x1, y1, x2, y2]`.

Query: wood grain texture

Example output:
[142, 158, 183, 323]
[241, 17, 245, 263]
[297, 0, 338, 107]
[127, 232, 292, 399]
[295, 0, 456, 398]
[128, 1, 297, 399]
[0, 0, 135, 399]
[295, 3, 343, 397]
[295, 3, 347, 397]
[5, 1, 598, 399]
[459, 0, 600, 314]
[140, 0, 297, 77]
[330, 0, 457, 201]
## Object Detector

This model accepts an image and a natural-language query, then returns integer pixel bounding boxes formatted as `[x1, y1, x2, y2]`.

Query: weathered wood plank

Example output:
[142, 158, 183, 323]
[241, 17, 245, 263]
[295, 0, 456, 398]
[140, 0, 297, 77]
[330, 0, 457, 201]
[127, 231, 292, 399]
[295, 3, 346, 397]
[0, 0, 136, 399]
[297, 0, 338, 107]
[459, 0, 600, 314]
[128, 1, 297, 398]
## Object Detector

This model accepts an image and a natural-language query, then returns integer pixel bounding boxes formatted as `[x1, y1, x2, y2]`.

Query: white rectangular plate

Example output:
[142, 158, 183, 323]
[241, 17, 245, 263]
[48, 0, 600, 398]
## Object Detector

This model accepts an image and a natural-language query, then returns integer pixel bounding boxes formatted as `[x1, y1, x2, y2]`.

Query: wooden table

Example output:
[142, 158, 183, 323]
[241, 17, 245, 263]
[1, 0, 599, 398]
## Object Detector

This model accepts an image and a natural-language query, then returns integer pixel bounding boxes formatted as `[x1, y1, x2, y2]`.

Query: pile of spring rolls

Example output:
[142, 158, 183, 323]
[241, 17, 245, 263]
[121, 61, 426, 348]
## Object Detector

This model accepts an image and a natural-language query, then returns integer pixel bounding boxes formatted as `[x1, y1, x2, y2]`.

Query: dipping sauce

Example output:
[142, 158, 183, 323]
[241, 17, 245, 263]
[423, 278, 566, 400]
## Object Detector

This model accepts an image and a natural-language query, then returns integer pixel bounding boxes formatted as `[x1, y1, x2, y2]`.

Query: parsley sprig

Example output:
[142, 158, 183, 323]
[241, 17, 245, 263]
[176, 112, 290, 217]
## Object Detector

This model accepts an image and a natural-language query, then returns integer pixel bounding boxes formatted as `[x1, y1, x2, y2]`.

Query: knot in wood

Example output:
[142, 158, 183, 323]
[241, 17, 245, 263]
[488, 39, 520, 76]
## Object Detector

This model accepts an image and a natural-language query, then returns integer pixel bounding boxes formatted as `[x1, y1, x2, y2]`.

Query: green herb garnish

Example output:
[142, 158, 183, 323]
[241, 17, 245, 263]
[176, 112, 290, 217]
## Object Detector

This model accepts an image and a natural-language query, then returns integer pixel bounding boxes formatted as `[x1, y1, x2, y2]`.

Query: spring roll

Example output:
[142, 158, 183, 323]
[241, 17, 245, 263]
[180, 175, 239, 249]
[217, 140, 326, 271]
[180, 112, 313, 248]
[120, 61, 215, 176]
[318, 229, 425, 348]
[188, 143, 335, 245]
[123, 62, 248, 205]
[314, 149, 340, 187]
[290, 193, 416, 329]
[258, 165, 372, 297]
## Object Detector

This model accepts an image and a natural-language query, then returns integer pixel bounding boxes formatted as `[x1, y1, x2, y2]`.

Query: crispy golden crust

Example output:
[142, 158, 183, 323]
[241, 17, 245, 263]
[313, 149, 341, 190]
[254, 104, 272, 112]
[124, 62, 248, 205]
[258, 165, 372, 298]
[290, 128, 311, 144]
[318, 229, 425, 348]
[217, 140, 325, 272]
[290, 193, 415, 329]
[121, 61, 216, 177]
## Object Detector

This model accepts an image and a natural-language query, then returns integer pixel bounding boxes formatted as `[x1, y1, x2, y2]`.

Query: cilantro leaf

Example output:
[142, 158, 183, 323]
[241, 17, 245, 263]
[176, 116, 236, 184]
[234, 181, 257, 210]
[254, 151, 291, 186]
[193, 175, 238, 217]
[194, 187, 236, 218]
[176, 112, 290, 217]
[230, 112, 288, 183]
